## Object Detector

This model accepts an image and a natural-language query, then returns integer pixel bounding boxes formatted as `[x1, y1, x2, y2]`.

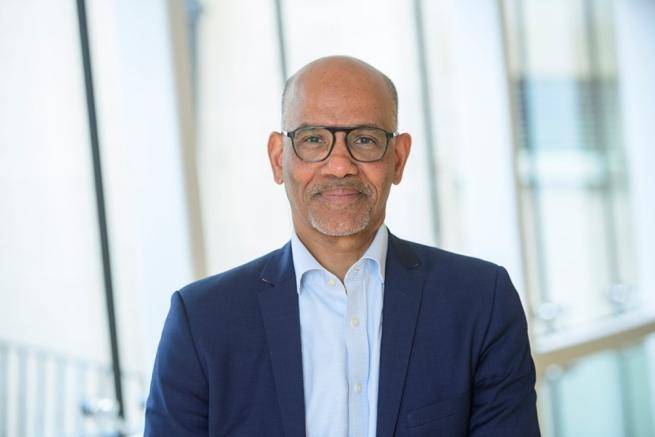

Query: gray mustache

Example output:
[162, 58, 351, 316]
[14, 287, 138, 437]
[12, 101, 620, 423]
[308, 179, 371, 196]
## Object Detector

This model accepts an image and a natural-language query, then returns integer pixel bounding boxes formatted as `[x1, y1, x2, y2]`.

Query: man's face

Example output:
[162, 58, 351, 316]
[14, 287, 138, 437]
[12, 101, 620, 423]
[268, 62, 411, 239]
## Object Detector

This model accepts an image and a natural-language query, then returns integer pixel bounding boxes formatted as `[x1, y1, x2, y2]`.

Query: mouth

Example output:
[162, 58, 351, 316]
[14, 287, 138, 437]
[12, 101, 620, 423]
[320, 187, 361, 198]
[315, 187, 365, 206]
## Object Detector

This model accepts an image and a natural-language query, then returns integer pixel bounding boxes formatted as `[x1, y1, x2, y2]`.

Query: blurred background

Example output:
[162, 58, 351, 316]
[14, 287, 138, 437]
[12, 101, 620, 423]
[1, 0, 654, 435]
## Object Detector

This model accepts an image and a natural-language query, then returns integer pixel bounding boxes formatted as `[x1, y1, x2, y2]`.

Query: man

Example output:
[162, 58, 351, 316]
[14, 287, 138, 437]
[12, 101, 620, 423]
[145, 56, 540, 436]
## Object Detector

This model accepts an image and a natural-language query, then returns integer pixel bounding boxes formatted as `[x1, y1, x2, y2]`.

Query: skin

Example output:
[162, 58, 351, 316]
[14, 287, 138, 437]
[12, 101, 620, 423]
[268, 56, 411, 281]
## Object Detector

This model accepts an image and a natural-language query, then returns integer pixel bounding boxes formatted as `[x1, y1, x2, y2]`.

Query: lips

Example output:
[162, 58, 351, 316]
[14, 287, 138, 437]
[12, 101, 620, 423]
[307, 178, 371, 207]
[320, 187, 361, 198]
[312, 186, 366, 207]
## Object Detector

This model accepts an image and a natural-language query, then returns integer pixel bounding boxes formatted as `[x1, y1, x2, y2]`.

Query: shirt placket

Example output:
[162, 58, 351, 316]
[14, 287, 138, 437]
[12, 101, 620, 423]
[344, 262, 369, 437]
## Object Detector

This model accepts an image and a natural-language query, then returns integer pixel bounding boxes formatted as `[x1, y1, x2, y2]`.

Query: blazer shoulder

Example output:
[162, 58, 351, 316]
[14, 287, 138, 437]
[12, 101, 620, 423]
[394, 237, 524, 332]
[392, 236, 510, 306]
[177, 245, 286, 309]
[396, 237, 500, 276]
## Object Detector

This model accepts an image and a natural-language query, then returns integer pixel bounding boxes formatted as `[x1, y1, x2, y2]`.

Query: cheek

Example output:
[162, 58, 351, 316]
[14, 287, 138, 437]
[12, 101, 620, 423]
[283, 158, 314, 198]
[362, 165, 395, 201]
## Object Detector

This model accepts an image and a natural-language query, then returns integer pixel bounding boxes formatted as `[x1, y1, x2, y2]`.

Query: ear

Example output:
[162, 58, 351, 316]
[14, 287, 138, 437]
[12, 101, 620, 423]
[391, 133, 411, 184]
[268, 131, 285, 184]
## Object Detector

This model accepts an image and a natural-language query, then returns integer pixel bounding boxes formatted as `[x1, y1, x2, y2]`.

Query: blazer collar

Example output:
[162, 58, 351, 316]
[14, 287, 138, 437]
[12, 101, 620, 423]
[257, 233, 424, 437]
[376, 233, 424, 437]
[257, 242, 305, 437]
[260, 241, 295, 285]
[387, 231, 421, 270]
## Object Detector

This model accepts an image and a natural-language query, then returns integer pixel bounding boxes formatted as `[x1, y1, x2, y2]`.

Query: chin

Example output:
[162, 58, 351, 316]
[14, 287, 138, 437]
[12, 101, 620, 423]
[309, 214, 371, 237]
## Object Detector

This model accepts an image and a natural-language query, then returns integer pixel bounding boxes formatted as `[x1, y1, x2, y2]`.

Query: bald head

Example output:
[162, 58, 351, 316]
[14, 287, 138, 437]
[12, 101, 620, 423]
[281, 56, 398, 130]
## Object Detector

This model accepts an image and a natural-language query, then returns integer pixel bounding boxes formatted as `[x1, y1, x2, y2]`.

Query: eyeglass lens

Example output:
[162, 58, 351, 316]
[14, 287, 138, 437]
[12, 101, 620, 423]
[293, 127, 388, 162]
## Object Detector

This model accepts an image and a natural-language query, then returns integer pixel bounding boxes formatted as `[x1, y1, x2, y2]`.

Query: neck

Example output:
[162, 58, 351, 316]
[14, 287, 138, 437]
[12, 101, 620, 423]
[294, 221, 381, 282]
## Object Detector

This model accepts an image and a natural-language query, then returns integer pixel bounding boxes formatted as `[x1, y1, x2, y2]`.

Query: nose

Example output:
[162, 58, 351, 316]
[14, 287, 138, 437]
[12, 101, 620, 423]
[320, 133, 358, 178]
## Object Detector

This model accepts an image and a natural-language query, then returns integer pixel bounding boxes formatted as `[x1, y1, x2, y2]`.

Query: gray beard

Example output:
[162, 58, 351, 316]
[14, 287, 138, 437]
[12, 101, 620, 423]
[308, 205, 372, 237]
[301, 176, 374, 236]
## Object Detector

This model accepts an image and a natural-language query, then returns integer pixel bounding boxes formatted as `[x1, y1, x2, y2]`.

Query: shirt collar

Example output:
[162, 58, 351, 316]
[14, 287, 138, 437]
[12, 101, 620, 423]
[290, 224, 388, 294]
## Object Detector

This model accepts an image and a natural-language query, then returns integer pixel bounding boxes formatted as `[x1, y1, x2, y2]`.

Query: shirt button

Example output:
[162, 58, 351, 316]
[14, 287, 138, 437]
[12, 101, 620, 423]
[327, 278, 336, 286]
[350, 317, 360, 327]
[354, 383, 363, 393]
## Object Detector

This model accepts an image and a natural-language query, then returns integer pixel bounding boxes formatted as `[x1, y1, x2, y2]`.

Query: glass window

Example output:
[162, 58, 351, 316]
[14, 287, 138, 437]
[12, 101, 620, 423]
[503, 0, 637, 334]
[502, 1, 655, 436]
[540, 336, 655, 437]
[191, 0, 291, 273]
[0, 1, 115, 435]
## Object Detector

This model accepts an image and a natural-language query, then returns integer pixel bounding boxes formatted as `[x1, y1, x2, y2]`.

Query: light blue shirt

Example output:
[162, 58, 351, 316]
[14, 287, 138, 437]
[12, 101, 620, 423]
[291, 225, 388, 437]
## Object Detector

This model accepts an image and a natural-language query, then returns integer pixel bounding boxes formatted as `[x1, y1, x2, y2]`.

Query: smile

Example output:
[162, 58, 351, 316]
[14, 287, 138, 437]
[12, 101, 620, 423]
[316, 188, 365, 205]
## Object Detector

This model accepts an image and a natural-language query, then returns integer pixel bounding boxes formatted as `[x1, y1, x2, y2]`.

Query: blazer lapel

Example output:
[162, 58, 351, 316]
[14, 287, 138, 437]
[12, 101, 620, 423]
[258, 243, 306, 437]
[376, 234, 424, 437]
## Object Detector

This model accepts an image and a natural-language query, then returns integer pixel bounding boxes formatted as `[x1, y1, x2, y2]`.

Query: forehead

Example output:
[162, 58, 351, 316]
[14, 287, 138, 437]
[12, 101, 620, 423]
[285, 65, 394, 129]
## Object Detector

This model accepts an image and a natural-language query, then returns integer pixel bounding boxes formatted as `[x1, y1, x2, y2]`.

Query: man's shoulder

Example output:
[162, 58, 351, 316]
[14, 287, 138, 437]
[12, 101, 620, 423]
[393, 235, 499, 276]
[392, 235, 509, 303]
[176, 244, 288, 309]
[395, 236, 519, 322]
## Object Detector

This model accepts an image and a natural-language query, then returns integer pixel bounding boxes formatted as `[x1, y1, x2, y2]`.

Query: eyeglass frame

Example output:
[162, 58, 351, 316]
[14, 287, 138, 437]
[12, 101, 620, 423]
[281, 125, 398, 163]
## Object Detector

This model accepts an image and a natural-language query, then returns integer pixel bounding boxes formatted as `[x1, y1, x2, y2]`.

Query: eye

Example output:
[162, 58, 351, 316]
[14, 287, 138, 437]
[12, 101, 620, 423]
[303, 135, 324, 144]
[352, 136, 378, 146]
[297, 132, 329, 150]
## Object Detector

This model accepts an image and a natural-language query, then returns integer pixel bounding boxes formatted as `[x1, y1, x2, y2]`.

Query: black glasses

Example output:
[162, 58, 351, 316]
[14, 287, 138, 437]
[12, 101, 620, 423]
[282, 125, 397, 162]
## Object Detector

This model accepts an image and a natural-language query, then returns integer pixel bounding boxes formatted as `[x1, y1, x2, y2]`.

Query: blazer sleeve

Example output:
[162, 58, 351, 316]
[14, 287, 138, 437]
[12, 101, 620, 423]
[145, 291, 209, 436]
[469, 266, 541, 436]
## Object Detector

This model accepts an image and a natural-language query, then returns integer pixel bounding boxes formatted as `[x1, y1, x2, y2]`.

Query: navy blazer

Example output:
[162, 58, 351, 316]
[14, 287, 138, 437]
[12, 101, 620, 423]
[145, 234, 540, 436]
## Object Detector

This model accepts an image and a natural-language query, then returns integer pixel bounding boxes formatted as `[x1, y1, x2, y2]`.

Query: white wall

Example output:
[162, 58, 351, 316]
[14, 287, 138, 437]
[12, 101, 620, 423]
[0, 1, 198, 429]
[423, 0, 525, 289]
[0, 0, 110, 364]
[86, 0, 196, 384]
